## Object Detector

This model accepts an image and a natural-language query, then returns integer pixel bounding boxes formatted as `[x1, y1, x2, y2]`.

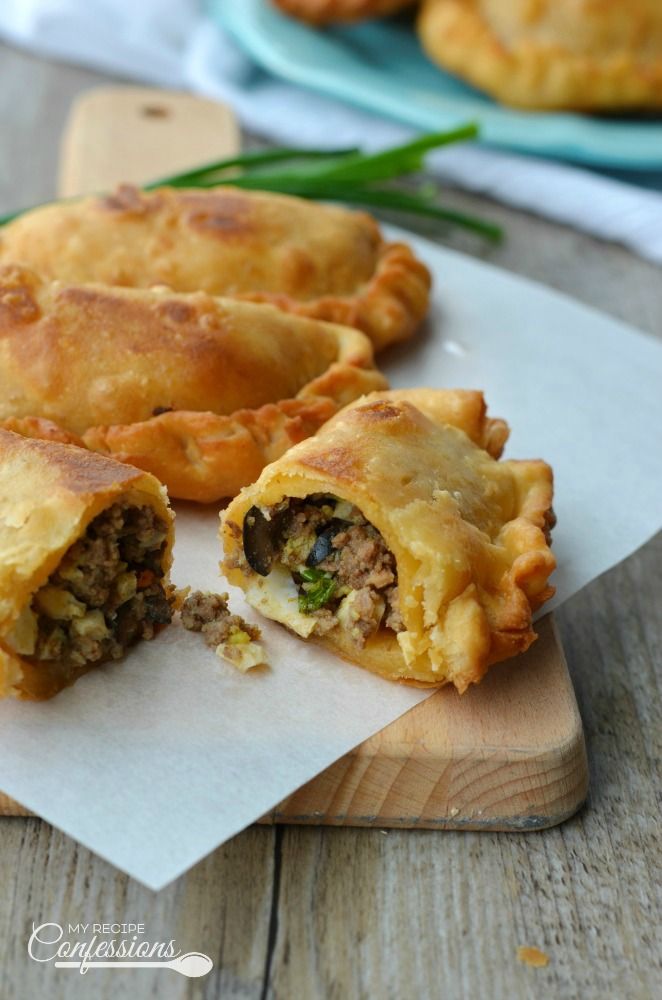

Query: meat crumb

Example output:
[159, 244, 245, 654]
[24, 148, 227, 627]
[180, 590, 267, 672]
[517, 946, 550, 968]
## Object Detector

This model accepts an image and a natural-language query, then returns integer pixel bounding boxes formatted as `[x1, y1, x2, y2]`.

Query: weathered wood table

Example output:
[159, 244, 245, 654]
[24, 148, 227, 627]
[0, 42, 659, 1000]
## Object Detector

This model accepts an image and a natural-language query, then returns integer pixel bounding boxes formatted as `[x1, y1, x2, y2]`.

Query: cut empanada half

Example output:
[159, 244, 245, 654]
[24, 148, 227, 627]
[0, 430, 174, 700]
[0, 264, 387, 502]
[418, 0, 662, 110]
[0, 184, 431, 351]
[221, 390, 556, 692]
[272, 0, 416, 25]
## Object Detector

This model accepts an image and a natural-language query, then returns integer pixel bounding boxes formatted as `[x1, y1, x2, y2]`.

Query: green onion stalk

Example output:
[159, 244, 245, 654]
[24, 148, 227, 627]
[0, 124, 501, 241]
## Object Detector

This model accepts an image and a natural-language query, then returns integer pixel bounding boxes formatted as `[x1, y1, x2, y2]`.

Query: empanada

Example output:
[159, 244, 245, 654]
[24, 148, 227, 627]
[418, 0, 662, 110]
[273, 0, 416, 25]
[0, 265, 387, 503]
[0, 430, 174, 700]
[0, 184, 431, 351]
[221, 390, 555, 691]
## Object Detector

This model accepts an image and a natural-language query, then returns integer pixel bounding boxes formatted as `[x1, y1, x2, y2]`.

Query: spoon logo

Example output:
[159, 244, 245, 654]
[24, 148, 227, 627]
[28, 923, 213, 978]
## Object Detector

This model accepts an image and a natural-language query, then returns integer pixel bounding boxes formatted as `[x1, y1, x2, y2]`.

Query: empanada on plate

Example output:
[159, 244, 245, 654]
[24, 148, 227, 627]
[273, 0, 415, 25]
[222, 390, 556, 692]
[418, 0, 662, 110]
[0, 184, 431, 352]
[0, 430, 174, 700]
[0, 265, 387, 502]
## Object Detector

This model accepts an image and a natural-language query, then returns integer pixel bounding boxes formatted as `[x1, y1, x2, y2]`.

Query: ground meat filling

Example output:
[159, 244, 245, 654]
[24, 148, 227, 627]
[262, 495, 403, 647]
[181, 590, 261, 649]
[28, 503, 172, 673]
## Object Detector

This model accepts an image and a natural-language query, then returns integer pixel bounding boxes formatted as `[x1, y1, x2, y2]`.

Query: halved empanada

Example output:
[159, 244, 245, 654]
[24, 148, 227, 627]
[273, 0, 416, 25]
[418, 0, 662, 110]
[0, 265, 386, 502]
[221, 391, 555, 692]
[0, 184, 431, 351]
[0, 430, 174, 700]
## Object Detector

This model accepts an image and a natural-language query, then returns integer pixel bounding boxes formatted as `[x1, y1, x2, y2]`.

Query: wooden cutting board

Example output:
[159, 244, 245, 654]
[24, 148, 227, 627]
[0, 87, 588, 830]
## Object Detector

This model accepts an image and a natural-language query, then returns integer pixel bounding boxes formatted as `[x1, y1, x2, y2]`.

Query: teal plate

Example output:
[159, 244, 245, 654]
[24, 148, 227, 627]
[214, 0, 662, 171]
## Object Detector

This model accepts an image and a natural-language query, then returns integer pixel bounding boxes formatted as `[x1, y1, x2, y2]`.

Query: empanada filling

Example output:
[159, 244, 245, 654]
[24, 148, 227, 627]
[181, 590, 266, 672]
[244, 495, 403, 647]
[11, 503, 172, 693]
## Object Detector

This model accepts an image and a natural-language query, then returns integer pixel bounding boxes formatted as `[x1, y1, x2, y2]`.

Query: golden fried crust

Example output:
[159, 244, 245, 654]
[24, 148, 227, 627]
[0, 265, 387, 502]
[273, 0, 415, 25]
[0, 185, 431, 351]
[222, 392, 555, 692]
[418, 0, 662, 110]
[0, 429, 174, 699]
[339, 388, 510, 457]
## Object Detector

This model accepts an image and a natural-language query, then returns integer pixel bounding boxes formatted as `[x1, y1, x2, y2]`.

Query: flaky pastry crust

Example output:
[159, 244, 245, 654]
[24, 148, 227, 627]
[222, 391, 555, 692]
[273, 0, 415, 25]
[341, 387, 510, 458]
[0, 184, 431, 351]
[418, 0, 662, 110]
[0, 265, 387, 502]
[0, 430, 174, 700]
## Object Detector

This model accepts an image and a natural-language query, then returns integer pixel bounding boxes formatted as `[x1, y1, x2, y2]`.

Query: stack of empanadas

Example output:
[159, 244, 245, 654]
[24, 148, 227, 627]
[0, 184, 430, 352]
[0, 176, 557, 699]
[0, 186, 431, 500]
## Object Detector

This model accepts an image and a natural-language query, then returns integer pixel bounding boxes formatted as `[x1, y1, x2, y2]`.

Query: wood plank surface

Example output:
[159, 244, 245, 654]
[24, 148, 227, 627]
[0, 83, 587, 832]
[0, 43, 659, 1000]
[267, 618, 587, 830]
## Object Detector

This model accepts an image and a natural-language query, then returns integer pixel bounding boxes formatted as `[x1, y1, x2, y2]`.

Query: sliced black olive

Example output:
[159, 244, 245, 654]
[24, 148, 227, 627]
[306, 519, 347, 567]
[243, 506, 282, 577]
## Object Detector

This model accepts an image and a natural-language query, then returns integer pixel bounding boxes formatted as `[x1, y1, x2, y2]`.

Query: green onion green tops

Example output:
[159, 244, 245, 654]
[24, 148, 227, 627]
[0, 125, 501, 241]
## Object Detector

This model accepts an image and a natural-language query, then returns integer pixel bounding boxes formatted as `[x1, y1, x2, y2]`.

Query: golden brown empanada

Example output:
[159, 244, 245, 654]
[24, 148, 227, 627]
[221, 390, 555, 692]
[0, 430, 174, 700]
[418, 0, 662, 110]
[0, 184, 431, 352]
[273, 0, 415, 25]
[0, 264, 387, 503]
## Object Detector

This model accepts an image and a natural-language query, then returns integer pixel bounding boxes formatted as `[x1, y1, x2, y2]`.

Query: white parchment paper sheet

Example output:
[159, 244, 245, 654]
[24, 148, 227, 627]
[0, 237, 660, 889]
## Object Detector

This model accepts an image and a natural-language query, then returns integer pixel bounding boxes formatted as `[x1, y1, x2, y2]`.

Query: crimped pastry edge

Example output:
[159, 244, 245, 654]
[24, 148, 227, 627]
[0, 282, 388, 502]
[80, 327, 388, 503]
[240, 240, 432, 353]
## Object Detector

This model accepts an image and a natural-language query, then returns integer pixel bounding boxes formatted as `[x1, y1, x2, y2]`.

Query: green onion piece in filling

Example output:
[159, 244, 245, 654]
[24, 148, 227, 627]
[298, 568, 337, 613]
[299, 567, 325, 583]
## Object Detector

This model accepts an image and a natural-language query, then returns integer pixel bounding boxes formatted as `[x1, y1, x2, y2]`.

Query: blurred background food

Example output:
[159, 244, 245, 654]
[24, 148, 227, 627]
[274, 0, 416, 25]
[273, 0, 662, 111]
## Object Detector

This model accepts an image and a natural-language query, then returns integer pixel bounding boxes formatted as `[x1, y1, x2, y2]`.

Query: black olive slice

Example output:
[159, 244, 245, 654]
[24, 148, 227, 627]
[243, 506, 282, 577]
[306, 519, 347, 567]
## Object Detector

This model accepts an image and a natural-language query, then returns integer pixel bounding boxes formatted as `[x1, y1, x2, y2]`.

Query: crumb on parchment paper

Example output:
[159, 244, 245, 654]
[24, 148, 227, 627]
[179, 589, 269, 672]
[517, 946, 550, 968]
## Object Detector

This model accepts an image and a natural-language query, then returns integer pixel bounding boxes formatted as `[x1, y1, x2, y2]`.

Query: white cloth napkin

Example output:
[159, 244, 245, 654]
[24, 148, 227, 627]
[2, 0, 662, 265]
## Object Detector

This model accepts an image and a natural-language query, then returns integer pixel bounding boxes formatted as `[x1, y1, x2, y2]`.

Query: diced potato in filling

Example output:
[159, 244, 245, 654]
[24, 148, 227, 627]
[243, 495, 403, 648]
[180, 590, 266, 672]
[23, 503, 172, 672]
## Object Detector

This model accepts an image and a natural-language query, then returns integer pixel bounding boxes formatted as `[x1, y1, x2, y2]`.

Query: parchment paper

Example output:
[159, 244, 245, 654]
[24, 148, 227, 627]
[0, 236, 660, 889]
